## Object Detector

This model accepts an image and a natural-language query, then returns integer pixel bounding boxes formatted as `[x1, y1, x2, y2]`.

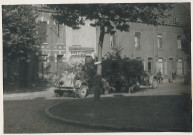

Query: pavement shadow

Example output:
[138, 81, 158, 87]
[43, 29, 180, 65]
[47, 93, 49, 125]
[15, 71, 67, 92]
[47, 94, 192, 132]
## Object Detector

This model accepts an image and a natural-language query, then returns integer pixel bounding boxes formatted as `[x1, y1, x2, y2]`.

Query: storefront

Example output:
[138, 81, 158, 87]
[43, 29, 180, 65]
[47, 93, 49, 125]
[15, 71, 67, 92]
[69, 45, 94, 64]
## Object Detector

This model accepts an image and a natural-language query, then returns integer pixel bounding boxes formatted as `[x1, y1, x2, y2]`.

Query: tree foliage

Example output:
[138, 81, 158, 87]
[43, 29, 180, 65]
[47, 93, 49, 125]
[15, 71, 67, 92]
[48, 3, 172, 100]
[79, 46, 144, 93]
[50, 4, 172, 32]
[182, 20, 191, 67]
[2, 5, 40, 61]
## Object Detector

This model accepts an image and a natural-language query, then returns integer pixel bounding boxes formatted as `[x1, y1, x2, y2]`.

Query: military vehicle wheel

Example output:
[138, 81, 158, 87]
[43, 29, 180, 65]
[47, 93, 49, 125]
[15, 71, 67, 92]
[152, 78, 158, 89]
[104, 89, 109, 94]
[102, 79, 111, 94]
[78, 85, 88, 98]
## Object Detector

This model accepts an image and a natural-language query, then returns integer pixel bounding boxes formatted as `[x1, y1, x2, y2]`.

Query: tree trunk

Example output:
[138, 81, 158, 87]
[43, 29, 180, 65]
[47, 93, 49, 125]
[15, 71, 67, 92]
[7, 60, 11, 82]
[19, 61, 28, 88]
[94, 26, 105, 101]
[27, 55, 33, 88]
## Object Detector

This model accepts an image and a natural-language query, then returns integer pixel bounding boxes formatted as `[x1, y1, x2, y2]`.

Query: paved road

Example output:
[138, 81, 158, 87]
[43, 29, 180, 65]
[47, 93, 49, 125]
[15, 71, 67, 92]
[3, 82, 192, 133]
[4, 82, 191, 101]
[4, 98, 114, 133]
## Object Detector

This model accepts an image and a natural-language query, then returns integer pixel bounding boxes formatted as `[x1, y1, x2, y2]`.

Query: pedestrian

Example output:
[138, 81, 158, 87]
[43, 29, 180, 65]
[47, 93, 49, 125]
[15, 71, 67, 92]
[172, 70, 174, 81]
[174, 70, 176, 80]
[172, 70, 176, 82]
[157, 70, 162, 83]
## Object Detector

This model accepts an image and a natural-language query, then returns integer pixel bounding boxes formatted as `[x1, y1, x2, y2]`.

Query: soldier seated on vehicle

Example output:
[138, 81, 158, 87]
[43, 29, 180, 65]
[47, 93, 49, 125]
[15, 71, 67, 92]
[74, 68, 89, 85]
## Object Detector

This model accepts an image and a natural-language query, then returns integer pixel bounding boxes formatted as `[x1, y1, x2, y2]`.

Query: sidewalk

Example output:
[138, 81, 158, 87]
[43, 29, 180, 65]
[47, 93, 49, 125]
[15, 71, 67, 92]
[46, 94, 192, 132]
[3, 87, 58, 101]
[4, 81, 191, 100]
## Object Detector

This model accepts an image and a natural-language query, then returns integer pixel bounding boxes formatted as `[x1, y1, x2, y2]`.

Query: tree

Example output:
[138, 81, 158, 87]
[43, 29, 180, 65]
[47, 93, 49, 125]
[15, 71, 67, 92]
[182, 22, 191, 68]
[2, 5, 40, 88]
[49, 3, 172, 100]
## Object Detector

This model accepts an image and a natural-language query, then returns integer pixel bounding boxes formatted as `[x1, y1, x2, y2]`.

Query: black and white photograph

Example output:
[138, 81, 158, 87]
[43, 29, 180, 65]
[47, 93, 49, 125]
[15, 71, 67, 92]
[2, 1, 192, 133]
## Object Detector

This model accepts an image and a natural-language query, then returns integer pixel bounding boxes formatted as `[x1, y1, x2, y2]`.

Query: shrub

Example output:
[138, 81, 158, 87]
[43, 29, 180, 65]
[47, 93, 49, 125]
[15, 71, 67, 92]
[184, 71, 191, 85]
[47, 46, 144, 93]
[102, 58, 144, 91]
[80, 46, 144, 92]
[81, 59, 97, 88]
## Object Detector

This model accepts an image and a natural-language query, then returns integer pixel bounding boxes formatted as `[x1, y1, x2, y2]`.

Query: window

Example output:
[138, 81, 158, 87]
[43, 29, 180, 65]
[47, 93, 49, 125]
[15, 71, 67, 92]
[136, 57, 145, 70]
[177, 58, 183, 75]
[157, 34, 163, 48]
[148, 58, 153, 73]
[57, 55, 64, 72]
[56, 25, 64, 44]
[110, 31, 116, 48]
[135, 32, 141, 48]
[110, 35, 113, 47]
[136, 57, 142, 61]
[38, 55, 48, 79]
[148, 62, 151, 72]
[177, 35, 182, 50]
[57, 55, 63, 62]
[38, 22, 47, 43]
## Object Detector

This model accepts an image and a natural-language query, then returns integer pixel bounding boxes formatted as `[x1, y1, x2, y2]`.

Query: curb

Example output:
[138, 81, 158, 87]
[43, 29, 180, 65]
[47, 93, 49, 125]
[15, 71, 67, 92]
[45, 100, 185, 132]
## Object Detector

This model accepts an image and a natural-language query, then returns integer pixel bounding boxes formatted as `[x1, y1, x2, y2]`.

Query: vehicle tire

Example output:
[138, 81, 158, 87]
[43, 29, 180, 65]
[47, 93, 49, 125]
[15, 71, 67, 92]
[54, 89, 60, 97]
[152, 78, 158, 89]
[78, 85, 88, 98]
[104, 89, 110, 94]
[55, 92, 59, 97]
[102, 80, 111, 94]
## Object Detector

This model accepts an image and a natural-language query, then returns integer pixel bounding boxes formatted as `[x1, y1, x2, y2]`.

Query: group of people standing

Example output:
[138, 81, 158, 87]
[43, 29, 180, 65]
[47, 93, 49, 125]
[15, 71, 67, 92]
[157, 70, 176, 83]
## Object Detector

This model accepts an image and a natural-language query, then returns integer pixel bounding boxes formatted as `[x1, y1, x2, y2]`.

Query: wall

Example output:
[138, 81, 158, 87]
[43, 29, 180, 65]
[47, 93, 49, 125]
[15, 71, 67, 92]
[38, 11, 97, 71]
[65, 20, 97, 62]
[37, 11, 66, 72]
[37, 9, 188, 78]
[100, 23, 188, 78]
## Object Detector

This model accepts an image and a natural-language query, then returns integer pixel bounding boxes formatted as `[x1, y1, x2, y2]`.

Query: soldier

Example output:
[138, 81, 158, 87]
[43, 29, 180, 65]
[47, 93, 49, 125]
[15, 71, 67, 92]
[157, 70, 162, 83]
[172, 70, 176, 81]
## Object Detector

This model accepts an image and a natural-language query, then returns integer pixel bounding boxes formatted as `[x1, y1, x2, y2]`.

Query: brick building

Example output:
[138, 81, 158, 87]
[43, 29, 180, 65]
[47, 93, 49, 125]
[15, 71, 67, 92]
[37, 7, 97, 75]
[37, 4, 190, 79]
[100, 23, 188, 79]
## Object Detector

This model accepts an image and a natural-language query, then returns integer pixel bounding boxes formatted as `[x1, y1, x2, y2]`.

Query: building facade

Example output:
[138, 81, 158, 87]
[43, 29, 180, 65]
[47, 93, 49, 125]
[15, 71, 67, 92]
[99, 23, 188, 79]
[37, 5, 189, 79]
[37, 7, 97, 74]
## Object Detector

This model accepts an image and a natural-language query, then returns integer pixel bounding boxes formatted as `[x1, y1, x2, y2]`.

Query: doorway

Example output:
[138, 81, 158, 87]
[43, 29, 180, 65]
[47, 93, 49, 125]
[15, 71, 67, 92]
[156, 58, 164, 74]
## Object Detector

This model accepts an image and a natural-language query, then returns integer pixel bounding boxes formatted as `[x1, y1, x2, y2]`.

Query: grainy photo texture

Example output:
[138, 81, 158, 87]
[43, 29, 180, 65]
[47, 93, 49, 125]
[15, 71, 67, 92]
[3, 3, 192, 133]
